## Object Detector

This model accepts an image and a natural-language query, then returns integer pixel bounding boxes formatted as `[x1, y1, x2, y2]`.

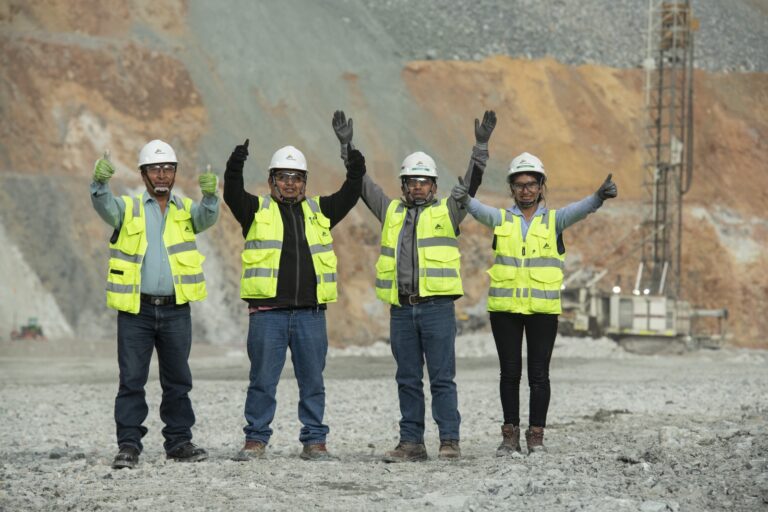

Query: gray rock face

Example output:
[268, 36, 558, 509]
[364, 0, 768, 71]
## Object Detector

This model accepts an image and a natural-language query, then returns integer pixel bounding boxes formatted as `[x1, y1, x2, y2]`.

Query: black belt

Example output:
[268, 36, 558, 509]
[140, 294, 176, 306]
[399, 294, 436, 306]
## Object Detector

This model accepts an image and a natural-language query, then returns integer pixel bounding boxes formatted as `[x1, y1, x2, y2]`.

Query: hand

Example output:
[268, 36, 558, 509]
[451, 177, 470, 206]
[332, 110, 353, 145]
[345, 149, 366, 179]
[596, 173, 617, 200]
[474, 110, 497, 144]
[199, 172, 218, 196]
[227, 138, 249, 172]
[92, 155, 115, 183]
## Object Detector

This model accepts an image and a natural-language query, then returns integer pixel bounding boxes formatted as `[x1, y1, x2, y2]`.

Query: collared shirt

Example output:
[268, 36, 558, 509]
[466, 193, 603, 239]
[90, 182, 219, 295]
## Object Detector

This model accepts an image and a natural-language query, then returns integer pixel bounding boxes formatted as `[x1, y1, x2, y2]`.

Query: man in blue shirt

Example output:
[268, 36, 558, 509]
[90, 140, 219, 469]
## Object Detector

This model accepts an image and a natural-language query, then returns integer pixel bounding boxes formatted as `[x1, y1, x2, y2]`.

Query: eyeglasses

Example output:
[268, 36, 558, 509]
[145, 164, 177, 175]
[404, 177, 434, 188]
[511, 181, 540, 192]
[273, 172, 306, 184]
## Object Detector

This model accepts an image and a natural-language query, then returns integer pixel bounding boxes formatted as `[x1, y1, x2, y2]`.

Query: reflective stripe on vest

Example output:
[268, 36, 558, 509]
[240, 195, 337, 303]
[487, 208, 564, 314]
[375, 198, 463, 305]
[105, 194, 207, 314]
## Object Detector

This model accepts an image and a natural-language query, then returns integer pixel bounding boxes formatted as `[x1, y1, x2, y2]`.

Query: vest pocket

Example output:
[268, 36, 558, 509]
[422, 246, 460, 293]
[487, 264, 517, 284]
[117, 219, 144, 255]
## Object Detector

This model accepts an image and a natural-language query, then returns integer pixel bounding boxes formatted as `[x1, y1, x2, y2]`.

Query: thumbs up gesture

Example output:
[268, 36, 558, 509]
[596, 173, 617, 200]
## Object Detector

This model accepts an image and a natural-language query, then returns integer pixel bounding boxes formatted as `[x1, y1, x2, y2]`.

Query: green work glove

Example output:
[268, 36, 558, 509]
[199, 172, 218, 196]
[92, 155, 115, 183]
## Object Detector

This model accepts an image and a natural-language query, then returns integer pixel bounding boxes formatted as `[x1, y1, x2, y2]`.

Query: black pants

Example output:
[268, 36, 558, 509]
[490, 312, 558, 428]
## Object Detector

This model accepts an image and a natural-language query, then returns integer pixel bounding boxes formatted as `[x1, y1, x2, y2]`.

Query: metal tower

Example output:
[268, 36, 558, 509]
[640, 0, 696, 298]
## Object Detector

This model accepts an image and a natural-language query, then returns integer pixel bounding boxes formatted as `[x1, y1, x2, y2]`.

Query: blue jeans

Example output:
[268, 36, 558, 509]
[243, 308, 329, 445]
[389, 297, 460, 443]
[115, 302, 195, 453]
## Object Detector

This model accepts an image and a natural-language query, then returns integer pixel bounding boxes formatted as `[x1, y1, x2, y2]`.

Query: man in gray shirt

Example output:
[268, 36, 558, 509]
[332, 110, 496, 461]
[90, 139, 219, 469]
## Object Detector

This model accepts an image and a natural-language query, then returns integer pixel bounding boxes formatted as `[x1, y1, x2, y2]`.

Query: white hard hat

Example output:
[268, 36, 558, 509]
[399, 151, 438, 179]
[507, 152, 546, 181]
[269, 145, 307, 172]
[138, 139, 177, 169]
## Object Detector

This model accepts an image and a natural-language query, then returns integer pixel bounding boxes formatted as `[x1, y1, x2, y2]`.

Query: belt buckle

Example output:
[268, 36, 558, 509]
[153, 297, 162, 306]
[408, 294, 419, 306]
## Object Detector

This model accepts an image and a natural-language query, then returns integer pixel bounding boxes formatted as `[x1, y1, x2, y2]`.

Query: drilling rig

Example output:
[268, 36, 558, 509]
[559, 0, 727, 352]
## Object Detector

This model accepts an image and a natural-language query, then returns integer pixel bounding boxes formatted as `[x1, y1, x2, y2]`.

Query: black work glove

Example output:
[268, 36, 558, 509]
[345, 149, 366, 179]
[475, 110, 497, 145]
[332, 110, 354, 145]
[596, 173, 618, 200]
[226, 138, 249, 173]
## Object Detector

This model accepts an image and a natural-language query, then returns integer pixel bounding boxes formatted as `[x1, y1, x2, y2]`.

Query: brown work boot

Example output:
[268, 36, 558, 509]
[300, 443, 335, 461]
[438, 440, 461, 460]
[525, 426, 546, 454]
[382, 441, 428, 463]
[496, 424, 522, 456]
[233, 440, 266, 461]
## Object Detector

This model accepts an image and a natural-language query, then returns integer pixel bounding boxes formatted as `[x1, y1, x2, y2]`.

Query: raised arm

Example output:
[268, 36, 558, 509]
[555, 173, 617, 233]
[332, 110, 391, 224]
[223, 139, 261, 237]
[90, 153, 125, 229]
[191, 169, 220, 234]
[318, 148, 366, 229]
[446, 110, 496, 231]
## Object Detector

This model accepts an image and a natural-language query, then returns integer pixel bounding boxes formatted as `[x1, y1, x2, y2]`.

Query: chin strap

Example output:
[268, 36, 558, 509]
[144, 173, 170, 195]
[401, 184, 435, 207]
[270, 176, 306, 204]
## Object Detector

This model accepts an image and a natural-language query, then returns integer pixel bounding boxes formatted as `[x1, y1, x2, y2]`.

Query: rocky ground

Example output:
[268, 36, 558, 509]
[364, 0, 768, 71]
[0, 335, 766, 511]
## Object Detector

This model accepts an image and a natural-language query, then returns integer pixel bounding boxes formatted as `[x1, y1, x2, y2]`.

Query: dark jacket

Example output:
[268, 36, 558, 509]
[224, 165, 362, 308]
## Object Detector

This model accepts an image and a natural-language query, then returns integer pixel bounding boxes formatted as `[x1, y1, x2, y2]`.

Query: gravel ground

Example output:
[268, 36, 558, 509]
[1, 336, 766, 511]
[363, 0, 768, 71]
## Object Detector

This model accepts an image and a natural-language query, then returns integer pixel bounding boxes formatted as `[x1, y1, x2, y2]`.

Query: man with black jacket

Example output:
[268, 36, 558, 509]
[223, 139, 365, 461]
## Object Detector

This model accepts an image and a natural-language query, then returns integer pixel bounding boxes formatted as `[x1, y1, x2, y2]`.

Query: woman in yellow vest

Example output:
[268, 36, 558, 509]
[452, 152, 617, 454]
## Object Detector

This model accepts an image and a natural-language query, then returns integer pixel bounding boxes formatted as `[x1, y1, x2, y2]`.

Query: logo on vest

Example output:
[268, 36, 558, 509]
[435, 223, 444, 231]
[185, 226, 192, 232]
[543, 242, 550, 249]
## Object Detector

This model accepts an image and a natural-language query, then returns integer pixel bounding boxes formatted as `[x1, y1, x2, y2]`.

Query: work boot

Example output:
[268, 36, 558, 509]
[166, 441, 208, 462]
[525, 426, 546, 454]
[496, 424, 522, 456]
[382, 441, 428, 463]
[112, 445, 139, 470]
[300, 443, 335, 461]
[438, 440, 461, 460]
[233, 440, 267, 461]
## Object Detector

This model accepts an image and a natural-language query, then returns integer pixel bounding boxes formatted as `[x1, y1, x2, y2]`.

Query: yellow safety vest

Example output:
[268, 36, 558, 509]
[375, 199, 463, 306]
[106, 195, 207, 313]
[240, 195, 337, 303]
[487, 209, 564, 314]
